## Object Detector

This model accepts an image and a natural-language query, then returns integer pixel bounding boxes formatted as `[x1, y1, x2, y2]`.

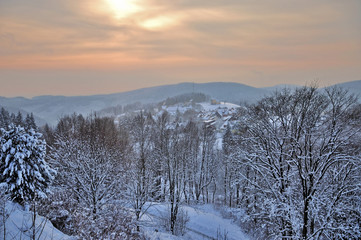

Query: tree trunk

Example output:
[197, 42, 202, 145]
[302, 198, 310, 239]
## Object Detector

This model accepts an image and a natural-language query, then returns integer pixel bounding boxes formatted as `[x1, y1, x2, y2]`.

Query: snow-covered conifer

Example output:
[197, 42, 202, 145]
[0, 108, 11, 130]
[25, 113, 37, 130]
[0, 125, 54, 204]
[14, 112, 23, 127]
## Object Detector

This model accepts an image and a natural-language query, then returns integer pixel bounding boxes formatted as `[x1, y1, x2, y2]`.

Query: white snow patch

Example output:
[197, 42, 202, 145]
[2, 202, 74, 240]
[142, 203, 249, 240]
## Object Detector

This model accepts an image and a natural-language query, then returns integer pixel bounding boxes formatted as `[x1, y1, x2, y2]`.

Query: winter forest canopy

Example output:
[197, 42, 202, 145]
[0, 86, 360, 239]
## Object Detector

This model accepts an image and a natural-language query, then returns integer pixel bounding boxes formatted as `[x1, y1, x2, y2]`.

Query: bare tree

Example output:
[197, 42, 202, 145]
[236, 86, 361, 239]
[48, 115, 137, 238]
[0, 186, 10, 240]
[164, 122, 186, 235]
[125, 111, 157, 227]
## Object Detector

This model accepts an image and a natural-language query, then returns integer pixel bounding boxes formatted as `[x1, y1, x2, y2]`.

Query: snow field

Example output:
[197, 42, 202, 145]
[2, 202, 73, 240]
[141, 203, 249, 240]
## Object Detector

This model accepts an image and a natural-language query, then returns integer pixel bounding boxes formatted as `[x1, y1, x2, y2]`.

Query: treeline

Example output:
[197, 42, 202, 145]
[161, 92, 209, 106]
[0, 107, 37, 130]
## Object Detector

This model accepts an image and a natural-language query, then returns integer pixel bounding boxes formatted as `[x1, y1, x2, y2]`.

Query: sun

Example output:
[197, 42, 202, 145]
[102, 0, 177, 30]
[105, 0, 141, 19]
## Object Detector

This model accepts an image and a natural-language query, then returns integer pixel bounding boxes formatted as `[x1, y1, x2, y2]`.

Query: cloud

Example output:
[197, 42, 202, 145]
[0, 0, 360, 96]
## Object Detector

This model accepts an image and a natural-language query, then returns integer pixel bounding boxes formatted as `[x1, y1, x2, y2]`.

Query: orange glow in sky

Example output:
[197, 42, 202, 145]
[0, 0, 360, 97]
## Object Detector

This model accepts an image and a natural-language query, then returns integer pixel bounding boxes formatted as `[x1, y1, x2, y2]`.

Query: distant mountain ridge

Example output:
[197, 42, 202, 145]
[0, 80, 360, 125]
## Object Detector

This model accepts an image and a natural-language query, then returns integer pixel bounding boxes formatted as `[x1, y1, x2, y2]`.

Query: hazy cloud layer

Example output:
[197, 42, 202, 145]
[0, 0, 360, 97]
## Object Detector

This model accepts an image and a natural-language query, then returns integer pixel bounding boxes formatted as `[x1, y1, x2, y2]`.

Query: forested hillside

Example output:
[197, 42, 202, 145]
[0, 86, 360, 239]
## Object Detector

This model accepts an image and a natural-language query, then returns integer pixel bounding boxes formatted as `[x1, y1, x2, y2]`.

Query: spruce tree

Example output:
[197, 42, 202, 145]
[0, 108, 11, 130]
[14, 111, 23, 127]
[25, 113, 37, 130]
[0, 125, 55, 204]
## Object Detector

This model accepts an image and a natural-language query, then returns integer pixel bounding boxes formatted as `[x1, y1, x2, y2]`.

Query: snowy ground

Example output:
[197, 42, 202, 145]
[141, 203, 249, 240]
[2, 202, 73, 240]
[2, 201, 249, 240]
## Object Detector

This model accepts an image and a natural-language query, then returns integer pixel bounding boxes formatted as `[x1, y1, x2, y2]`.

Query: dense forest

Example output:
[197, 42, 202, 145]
[0, 86, 360, 239]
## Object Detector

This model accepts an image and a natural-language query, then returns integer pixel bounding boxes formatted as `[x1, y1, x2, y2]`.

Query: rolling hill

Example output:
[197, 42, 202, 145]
[0, 80, 360, 125]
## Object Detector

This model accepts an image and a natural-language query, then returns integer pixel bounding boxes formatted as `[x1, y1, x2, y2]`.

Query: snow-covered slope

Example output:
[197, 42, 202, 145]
[142, 203, 249, 240]
[3, 202, 73, 240]
[334, 79, 361, 97]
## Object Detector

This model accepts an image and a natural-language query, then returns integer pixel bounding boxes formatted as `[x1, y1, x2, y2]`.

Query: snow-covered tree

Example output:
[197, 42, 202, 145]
[125, 111, 157, 225]
[181, 119, 200, 203]
[222, 124, 240, 207]
[25, 113, 37, 130]
[48, 114, 139, 238]
[14, 112, 23, 127]
[163, 122, 187, 235]
[0, 125, 54, 204]
[236, 86, 361, 239]
[193, 121, 217, 203]
[0, 108, 11, 130]
[153, 111, 171, 201]
[51, 115, 124, 217]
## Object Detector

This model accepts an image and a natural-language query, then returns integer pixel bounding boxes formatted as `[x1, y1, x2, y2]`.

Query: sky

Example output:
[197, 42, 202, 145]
[0, 0, 360, 97]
